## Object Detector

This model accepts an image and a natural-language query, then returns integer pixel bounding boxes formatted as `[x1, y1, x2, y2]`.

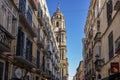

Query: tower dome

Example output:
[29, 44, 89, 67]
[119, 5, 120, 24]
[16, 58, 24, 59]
[51, 6, 64, 20]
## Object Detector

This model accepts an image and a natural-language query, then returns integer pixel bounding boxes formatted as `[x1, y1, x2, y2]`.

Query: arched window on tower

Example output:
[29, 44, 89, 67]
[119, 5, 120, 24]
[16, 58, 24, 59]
[56, 36, 59, 42]
[56, 21, 59, 27]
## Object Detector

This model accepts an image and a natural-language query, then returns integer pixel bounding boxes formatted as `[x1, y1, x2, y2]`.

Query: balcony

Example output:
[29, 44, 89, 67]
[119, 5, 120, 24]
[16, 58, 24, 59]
[113, 0, 120, 10]
[41, 68, 51, 78]
[88, 29, 93, 39]
[19, 13, 36, 37]
[19, 6, 37, 37]
[94, 32, 101, 43]
[0, 25, 14, 52]
[36, 10, 43, 26]
[43, 24, 49, 37]
[59, 42, 66, 47]
[36, 65, 42, 74]
[47, 44, 53, 57]
[14, 55, 36, 69]
[87, 55, 93, 61]
[37, 39, 44, 48]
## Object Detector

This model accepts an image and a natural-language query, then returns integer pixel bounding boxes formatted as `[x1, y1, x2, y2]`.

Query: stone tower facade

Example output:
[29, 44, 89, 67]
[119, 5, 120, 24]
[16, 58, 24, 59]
[51, 7, 68, 80]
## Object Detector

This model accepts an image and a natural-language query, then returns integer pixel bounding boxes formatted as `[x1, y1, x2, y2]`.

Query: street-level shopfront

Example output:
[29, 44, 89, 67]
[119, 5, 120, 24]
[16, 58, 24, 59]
[0, 57, 10, 80]
[102, 72, 120, 80]
[0, 61, 4, 80]
[102, 62, 120, 80]
[11, 66, 33, 80]
[11, 65, 44, 80]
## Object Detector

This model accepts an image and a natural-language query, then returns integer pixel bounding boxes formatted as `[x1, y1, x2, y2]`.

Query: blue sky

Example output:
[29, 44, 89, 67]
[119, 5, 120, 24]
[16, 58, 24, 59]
[46, 0, 90, 80]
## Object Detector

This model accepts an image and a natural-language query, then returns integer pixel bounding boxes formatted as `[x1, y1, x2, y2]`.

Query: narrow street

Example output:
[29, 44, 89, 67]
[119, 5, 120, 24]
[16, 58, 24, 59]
[0, 0, 120, 80]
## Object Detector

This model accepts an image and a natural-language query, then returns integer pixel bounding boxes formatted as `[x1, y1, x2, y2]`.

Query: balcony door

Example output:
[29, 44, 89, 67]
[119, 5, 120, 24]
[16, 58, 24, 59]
[0, 62, 4, 80]
[16, 28, 25, 56]
[26, 38, 32, 62]
[36, 50, 40, 68]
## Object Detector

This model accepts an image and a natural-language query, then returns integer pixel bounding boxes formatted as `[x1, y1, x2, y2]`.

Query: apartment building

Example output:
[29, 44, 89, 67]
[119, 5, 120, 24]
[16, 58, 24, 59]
[73, 61, 84, 80]
[83, 0, 120, 80]
[0, 0, 60, 80]
[0, 0, 19, 80]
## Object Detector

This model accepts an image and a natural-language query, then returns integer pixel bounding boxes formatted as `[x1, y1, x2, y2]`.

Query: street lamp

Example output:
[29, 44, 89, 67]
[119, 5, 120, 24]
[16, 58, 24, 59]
[94, 54, 104, 80]
[94, 54, 104, 72]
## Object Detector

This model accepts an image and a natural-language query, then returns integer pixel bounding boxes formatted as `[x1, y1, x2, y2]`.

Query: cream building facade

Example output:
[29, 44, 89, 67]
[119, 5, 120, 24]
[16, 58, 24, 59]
[51, 7, 69, 80]
[73, 61, 84, 80]
[83, 0, 120, 80]
[0, 0, 60, 80]
[0, 0, 19, 80]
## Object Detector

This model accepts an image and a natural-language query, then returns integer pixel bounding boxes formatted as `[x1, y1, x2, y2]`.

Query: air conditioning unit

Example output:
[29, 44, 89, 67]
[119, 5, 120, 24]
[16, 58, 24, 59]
[114, 0, 120, 10]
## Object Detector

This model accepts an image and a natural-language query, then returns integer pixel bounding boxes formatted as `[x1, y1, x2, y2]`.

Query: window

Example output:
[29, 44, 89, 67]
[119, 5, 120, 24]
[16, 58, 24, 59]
[12, 17, 17, 36]
[42, 56, 45, 71]
[115, 37, 120, 53]
[56, 21, 59, 27]
[98, 0, 101, 12]
[0, 62, 4, 80]
[37, 50, 40, 68]
[60, 49, 64, 60]
[97, 20, 100, 31]
[59, 34, 61, 43]
[108, 32, 114, 59]
[37, 28, 40, 40]
[62, 69, 64, 79]
[62, 49, 65, 59]
[16, 28, 25, 56]
[96, 46, 101, 57]
[62, 33, 64, 42]
[7, 12, 12, 33]
[106, 0, 113, 26]
[27, 6, 32, 26]
[95, 2, 99, 18]
[0, 2, 17, 36]
[56, 36, 59, 42]
[26, 38, 32, 62]
[4, 61, 9, 80]
[47, 62, 50, 69]
[19, 0, 26, 14]
[1, 5, 7, 28]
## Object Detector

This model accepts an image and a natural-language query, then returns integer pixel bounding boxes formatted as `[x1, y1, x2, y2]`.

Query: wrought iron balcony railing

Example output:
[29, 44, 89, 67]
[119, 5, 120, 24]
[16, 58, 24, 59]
[14, 54, 36, 69]
[0, 26, 14, 52]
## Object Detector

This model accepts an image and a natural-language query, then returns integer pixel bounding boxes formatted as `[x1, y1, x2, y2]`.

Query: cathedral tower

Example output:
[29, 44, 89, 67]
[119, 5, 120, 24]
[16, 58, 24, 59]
[51, 6, 68, 80]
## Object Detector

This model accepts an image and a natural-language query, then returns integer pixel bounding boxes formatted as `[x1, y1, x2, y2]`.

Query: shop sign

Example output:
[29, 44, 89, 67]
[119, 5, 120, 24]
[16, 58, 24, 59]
[111, 62, 119, 73]
[15, 68, 22, 79]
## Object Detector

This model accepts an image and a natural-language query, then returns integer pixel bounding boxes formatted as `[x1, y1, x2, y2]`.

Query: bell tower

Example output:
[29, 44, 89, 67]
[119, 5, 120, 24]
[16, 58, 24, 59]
[51, 6, 68, 80]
